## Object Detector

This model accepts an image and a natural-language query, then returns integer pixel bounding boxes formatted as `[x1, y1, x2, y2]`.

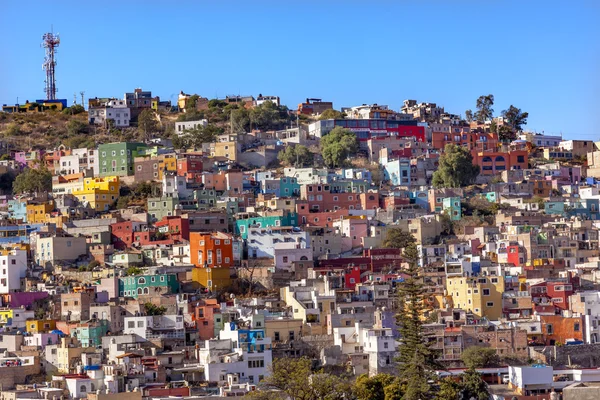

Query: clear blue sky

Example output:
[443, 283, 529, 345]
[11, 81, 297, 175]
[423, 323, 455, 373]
[1, 1, 598, 139]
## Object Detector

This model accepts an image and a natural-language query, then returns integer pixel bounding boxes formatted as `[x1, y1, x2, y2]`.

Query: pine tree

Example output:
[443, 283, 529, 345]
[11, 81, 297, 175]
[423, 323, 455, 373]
[395, 242, 440, 399]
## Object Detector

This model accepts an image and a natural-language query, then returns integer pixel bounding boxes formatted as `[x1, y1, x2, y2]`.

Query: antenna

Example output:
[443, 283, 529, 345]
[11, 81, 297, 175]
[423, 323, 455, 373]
[80, 91, 85, 109]
[42, 31, 60, 100]
[73, 92, 77, 106]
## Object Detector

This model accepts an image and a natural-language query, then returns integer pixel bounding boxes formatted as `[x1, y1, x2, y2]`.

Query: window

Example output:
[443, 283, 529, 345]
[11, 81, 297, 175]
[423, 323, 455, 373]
[546, 324, 554, 334]
[574, 323, 580, 332]
[283, 256, 288, 263]
[483, 289, 490, 296]
[128, 321, 135, 328]
[486, 302, 494, 307]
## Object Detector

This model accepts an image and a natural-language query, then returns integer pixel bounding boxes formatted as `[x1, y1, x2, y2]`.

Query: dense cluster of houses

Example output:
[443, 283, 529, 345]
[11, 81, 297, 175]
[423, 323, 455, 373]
[1, 92, 600, 399]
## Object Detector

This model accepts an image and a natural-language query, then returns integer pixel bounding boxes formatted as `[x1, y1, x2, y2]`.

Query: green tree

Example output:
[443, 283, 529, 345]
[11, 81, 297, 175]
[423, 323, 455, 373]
[396, 242, 440, 400]
[0, 171, 16, 193]
[138, 109, 159, 140]
[502, 105, 529, 132]
[465, 109, 474, 123]
[432, 144, 480, 188]
[460, 368, 490, 400]
[66, 119, 88, 136]
[354, 373, 396, 400]
[474, 94, 494, 122]
[249, 101, 289, 131]
[255, 357, 353, 400]
[2, 123, 22, 137]
[13, 167, 52, 195]
[62, 104, 85, 115]
[134, 181, 159, 198]
[461, 346, 499, 369]
[277, 145, 314, 167]
[435, 378, 461, 400]
[144, 302, 167, 316]
[319, 109, 346, 120]
[320, 126, 359, 168]
[185, 94, 200, 111]
[125, 266, 142, 276]
[497, 124, 517, 142]
[383, 228, 416, 250]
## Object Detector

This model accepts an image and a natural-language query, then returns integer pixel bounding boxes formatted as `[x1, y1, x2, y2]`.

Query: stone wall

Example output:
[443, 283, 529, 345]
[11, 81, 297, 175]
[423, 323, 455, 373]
[0, 363, 41, 390]
[529, 343, 600, 367]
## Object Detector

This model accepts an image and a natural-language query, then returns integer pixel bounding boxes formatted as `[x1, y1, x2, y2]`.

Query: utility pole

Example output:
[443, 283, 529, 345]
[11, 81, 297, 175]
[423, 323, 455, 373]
[80, 91, 85, 109]
[73, 92, 77, 106]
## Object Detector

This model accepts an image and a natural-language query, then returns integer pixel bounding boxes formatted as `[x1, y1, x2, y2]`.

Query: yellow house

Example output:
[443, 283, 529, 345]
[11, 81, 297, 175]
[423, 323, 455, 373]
[26, 319, 57, 334]
[211, 141, 238, 162]
[446, 275, 505, 320]
[0, 309, 14, 324]
[192, 266, 232, 290]
[158, 155, 177, 179]
[265, 318, 304, 343]
[56, 337, 94, 373]
[73, 176, 120, 211]
[26, 201, 54, 224]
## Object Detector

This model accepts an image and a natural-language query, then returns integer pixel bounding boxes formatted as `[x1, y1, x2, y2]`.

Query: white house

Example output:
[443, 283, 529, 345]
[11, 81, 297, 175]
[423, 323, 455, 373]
[247, 226, 311, 260]
[175, 119, 208, 135]
[0, 249, 28, 293]
[88, 99, 131, 127]
[123, 314, 184, 340]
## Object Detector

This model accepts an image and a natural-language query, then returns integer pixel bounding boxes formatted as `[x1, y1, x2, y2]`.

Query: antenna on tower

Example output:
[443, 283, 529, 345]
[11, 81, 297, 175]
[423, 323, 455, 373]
[80, 91, 85, 109]
[42, 31, 60, 100]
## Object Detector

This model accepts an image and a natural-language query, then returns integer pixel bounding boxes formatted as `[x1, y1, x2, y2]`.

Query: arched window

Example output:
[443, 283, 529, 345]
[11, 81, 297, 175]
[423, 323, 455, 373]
[368, 195, 375, 201]
[300, 256, 308, 261]
[482, 156, 492, 162]
[138, 277, 146, 284]
[80, 385, 87, 393]
[495, 156, 505, 163]
[144, 287, 149, 295]
[137, 288, 143, 295]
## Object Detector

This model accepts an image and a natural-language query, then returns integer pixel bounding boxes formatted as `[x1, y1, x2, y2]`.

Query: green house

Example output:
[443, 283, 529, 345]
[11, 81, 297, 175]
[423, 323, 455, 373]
[442, 197, 462, 221]
[72, 320, 109, 347]
[148, 196, 180, 222]
[118, 273, 179, 298]
[98, 142, 148, 177]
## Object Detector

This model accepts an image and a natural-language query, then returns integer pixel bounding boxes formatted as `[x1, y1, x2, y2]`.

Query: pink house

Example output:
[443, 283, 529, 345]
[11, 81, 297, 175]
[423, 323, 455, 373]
[333, 216, 369, 249]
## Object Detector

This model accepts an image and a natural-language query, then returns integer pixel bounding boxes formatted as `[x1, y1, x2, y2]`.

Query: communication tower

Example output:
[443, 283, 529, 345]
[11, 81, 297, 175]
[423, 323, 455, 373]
[42, 32, 60, 100]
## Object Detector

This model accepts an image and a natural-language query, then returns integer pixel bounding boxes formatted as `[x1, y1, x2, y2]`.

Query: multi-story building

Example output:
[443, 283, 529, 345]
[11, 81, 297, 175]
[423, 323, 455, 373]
[446, 275, 505, 320]
[98, 142, 149, 177]
[35, 235, 88, 267]
[308, 119, 426, 147]
[88, 98, 131, 127]
[297, 98, 333, 115]
[0, 249, 27, 294]
[190, 232, 235, 290]
[118, 274, 179, 298]
[72, 176, 120, 211]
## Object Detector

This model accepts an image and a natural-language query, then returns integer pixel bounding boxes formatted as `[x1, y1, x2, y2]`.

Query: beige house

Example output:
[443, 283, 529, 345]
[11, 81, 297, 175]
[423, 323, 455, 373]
[265, 318, 304, 343]
[35, 235, 88, 267]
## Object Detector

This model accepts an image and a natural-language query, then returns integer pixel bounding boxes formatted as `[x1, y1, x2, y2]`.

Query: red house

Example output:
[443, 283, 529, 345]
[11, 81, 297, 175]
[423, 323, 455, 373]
[177, 153, 204, 182]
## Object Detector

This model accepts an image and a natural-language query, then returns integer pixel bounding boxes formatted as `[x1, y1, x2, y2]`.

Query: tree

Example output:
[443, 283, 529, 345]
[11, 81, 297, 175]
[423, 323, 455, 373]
[474, 94, 494, 122]
[461, 346, 499, 369]
[13, 167, 52, 195]
[502, 105, 529, 132]
[396, 242, 440, 400]
[497, 124, 517, 142]
[62, 104, 85, 115]
[125, 266, 142, 276]
[319, 109, 346, 120]
[277, 145, 314, 167]
[432, 144, 480, 188]
[320, 126, 359, 168]
[66, 119, 88, 136]
[249, 101, 290, 131]
[465, 109, 474, 123]
[460, 368, 490, 400]
[383, 228, 416, 250]
[435, 378, 461, 400]
[255, 357, 353, 400]
[354, 373, 397, 400]
[138, 109, 159, 140]
[144, 302, 167, 316]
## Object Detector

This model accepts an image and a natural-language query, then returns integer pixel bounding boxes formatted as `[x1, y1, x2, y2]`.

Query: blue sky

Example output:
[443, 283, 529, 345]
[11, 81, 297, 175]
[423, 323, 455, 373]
[1, 1, 598, 139]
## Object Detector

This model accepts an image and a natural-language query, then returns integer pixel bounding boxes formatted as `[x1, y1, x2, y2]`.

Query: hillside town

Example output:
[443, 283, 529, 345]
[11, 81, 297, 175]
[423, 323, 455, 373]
[0, 84, 599, 400]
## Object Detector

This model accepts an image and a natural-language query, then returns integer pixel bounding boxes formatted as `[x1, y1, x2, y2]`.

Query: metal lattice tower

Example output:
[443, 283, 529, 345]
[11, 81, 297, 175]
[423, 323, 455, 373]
[42, 32, 60, 100]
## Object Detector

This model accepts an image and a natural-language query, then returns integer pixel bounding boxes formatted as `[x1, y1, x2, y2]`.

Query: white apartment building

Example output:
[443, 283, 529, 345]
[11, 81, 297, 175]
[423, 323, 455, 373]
[175, 119, 208, 135]
[201, 315, 273, 385]
[123, 314, 185, 340]
[88, 99, 131, 127]
[0, 249, 28, 293]
[247, 226, 311, 259]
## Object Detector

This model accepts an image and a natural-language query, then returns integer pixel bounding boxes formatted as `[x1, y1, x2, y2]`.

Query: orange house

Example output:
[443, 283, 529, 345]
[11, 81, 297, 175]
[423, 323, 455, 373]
[472, 150, 528, 176]
[190, 232, 234, 289]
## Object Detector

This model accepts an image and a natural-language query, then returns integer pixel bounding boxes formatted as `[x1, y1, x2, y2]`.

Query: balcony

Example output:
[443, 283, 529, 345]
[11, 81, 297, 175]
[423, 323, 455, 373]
[145, 330, 185, 339]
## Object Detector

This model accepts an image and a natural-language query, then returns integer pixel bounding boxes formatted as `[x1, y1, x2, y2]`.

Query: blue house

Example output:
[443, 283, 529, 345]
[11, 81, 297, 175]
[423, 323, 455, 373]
[7, 200, 27, 222]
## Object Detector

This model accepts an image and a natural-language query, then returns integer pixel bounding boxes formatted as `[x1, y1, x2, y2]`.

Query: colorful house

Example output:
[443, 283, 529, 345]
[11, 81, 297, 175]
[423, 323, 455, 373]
[190, 232, 234, 289]
[118, 274, 179, 298]
[442, 197, 462, 221]
[26, 201, 55, 224]
[98, 142, 148, 177]
[235, 212, 298, 240]
[72, 176, 120, 211]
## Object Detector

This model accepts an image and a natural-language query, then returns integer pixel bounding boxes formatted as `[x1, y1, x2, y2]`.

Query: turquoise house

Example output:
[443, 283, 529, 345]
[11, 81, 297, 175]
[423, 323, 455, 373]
[235, 212, 298, 239]
[72, 320, 109, 347]
[7, 200, 27, 222]
[279, 177, 300, 197]
[442, 197, 462, 221]
[118, 274, 179, 298]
